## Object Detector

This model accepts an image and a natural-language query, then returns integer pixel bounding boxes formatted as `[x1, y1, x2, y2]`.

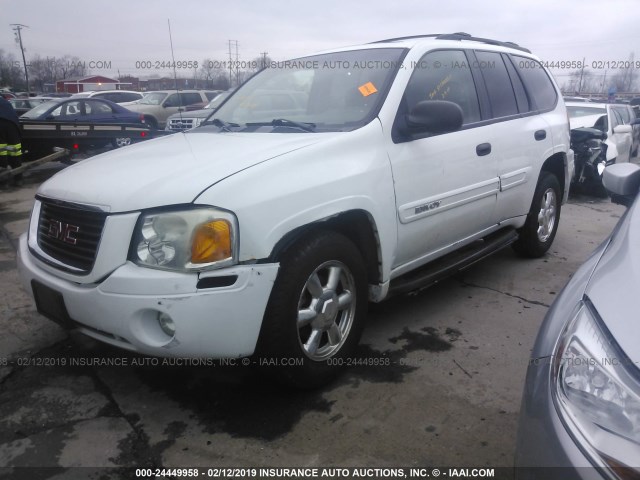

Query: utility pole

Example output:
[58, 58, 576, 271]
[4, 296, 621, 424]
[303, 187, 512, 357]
[228, 40, 238, 87]
[577, 57, 586, 95]
[261, 51, 268, 70]
[10, 24, 30, 94]
[235, 41, 240, 86]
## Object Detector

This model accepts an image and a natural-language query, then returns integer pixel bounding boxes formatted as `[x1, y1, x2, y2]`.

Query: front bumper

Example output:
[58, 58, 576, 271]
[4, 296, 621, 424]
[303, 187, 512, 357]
[515, 358, 606, 480]
[17, 233, 279, 358]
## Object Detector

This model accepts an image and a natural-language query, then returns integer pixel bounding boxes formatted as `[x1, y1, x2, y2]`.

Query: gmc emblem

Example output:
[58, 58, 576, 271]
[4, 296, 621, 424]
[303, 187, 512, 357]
[47, 219, 80, 245]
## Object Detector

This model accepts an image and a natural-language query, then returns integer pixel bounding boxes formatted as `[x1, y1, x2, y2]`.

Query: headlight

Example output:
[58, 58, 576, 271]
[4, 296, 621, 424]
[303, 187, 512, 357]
[131, 207, 238, 271]
[552, 299, 640, 473]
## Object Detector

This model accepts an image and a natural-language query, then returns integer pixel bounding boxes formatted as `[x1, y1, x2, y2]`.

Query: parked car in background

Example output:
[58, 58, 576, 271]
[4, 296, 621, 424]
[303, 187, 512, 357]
[566, 101, 634, 164]
[563, 96, 591, 103]
[20, 97, 146, 150]
[70, 90, 145, 104]
[45, 93, 73, 98]
[164, 91, 231, 132]
[21, 98, 144, 124]
[9, 97, 53, 115]
[184, 90, 224, 112]
[126, 90, 220, 129]
[611, 103, 639, 158]
[1, 91, 16, 100]
[17, 33, 573, 388]
[515, 162, 640, 478]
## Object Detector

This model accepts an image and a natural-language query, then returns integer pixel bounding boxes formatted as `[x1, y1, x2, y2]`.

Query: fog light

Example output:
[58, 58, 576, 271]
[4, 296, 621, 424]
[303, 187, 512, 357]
[157, 312, 176, 337]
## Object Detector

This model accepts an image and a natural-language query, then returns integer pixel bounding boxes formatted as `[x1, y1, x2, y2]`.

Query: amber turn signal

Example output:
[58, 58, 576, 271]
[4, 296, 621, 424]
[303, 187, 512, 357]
[191, 220, 232, 264]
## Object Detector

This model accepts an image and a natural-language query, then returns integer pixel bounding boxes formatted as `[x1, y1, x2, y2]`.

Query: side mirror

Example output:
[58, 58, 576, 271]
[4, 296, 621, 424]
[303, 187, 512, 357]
[603, 163, 640, 207]
[405, 100, 463, 135]
[613, 124, 632, 134]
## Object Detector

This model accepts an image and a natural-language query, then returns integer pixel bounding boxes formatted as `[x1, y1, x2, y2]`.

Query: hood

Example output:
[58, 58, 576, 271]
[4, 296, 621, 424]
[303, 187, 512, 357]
[38, 130, 328, 212]
[569, 114, 605, 130]
[586, 199, 640, 366]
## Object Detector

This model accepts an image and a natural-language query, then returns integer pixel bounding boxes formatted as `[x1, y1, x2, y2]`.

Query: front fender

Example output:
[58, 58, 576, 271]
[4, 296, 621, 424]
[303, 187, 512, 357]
[194, 121, 399, 283]
[605, 139, 619, 162]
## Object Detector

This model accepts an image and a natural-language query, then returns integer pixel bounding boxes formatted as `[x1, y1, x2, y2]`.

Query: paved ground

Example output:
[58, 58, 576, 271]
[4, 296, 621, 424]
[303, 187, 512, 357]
[0, 159, 629, 479]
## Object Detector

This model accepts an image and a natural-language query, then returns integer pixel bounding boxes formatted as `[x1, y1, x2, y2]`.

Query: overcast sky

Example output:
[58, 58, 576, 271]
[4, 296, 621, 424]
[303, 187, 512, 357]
[2, 0, 639, 86]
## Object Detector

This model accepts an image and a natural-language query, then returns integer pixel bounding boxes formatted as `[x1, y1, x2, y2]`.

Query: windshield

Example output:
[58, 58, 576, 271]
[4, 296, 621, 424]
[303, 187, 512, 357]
[567, 106, 606, 118]
[205, 92, 231, 109]
[139, 92, 168, 105]
[209, 48, 405, 132]
[20, 100, 61, 118]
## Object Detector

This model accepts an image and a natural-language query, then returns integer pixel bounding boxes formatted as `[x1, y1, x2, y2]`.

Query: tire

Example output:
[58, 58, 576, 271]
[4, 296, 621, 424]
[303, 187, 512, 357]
[143, 116, 158, 130]
[255, 231, 368, 389]
[513, 172, 561, 258]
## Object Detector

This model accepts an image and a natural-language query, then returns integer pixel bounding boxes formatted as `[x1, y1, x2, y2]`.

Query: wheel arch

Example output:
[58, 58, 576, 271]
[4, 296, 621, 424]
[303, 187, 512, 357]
[268, 209, 382, 286]
[540, 152, 568, 201]
[143, 115, 158, 129]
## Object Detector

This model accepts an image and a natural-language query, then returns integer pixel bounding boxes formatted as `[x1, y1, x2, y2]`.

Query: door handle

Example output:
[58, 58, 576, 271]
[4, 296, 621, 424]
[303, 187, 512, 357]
[535, 130, 547, 141]
[476, 143, 492, 156]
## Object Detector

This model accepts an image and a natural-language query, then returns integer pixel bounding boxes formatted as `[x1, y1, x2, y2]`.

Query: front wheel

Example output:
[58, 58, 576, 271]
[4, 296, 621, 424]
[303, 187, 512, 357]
[513, 172, 561, 258]
[255, 231, 368, 389]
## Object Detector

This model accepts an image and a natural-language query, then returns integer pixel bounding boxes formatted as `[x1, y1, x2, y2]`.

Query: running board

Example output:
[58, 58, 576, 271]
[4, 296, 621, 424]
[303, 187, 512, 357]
[389, 228, 518, 296]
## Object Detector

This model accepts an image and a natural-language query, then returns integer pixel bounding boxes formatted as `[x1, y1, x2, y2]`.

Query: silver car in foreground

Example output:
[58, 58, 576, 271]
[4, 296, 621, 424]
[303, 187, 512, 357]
[515, 163, 640, 478]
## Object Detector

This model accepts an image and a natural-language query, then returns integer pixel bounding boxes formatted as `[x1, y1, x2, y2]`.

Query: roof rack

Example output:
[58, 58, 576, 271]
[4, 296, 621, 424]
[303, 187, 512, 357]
[372, 32, 531, 54]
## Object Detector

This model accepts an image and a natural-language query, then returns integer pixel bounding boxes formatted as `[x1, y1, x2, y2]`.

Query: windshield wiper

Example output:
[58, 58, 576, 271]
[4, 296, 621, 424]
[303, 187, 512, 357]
[248, 119, 316, 132]
[203, 118, 238, 131]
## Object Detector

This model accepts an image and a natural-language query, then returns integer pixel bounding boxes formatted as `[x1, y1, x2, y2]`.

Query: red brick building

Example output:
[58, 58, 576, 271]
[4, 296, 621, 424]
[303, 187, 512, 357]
[55, 75, 121, 93]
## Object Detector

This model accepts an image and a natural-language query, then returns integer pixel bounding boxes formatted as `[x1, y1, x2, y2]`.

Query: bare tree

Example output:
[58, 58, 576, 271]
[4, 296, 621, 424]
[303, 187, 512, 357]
[28, 54, 57, 91]
[198, 58, 229, 89]
[56, 55, 87, 79]
[610, 52, 636, 93]
[563, 68, 600, 94]
[0, 49, 25, 89]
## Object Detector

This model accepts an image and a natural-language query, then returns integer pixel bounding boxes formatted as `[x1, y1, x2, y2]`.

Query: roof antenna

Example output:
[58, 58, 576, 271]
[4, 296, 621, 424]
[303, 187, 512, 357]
[167, 19, 184, 129]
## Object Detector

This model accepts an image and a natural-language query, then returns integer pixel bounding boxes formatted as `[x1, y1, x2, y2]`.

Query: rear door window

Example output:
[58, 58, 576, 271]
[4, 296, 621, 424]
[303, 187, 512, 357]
[503, 55, 530, 113]
[475, 51, 518, 118]
[512, 56, 558, 111]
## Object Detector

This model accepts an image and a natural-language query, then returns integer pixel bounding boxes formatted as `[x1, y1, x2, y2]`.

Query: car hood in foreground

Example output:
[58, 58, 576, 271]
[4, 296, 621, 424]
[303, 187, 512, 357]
[37, 130, 328, 212]
[586, 199, 640, 366]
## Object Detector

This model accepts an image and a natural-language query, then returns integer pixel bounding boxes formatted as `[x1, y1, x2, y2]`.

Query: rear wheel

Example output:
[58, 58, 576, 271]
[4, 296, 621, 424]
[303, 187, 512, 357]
[143, 116, 158, 130]
[513, 172, 561, 258]
[255, 231, 368, 389]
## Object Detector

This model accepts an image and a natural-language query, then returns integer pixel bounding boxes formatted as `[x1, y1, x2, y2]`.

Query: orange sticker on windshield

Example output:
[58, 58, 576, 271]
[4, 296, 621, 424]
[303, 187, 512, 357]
[358, 82, 378, 97]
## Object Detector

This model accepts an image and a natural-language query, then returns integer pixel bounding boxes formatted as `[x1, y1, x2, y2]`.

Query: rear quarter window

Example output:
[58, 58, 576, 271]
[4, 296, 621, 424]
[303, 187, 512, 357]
[512, 56, 558, 111]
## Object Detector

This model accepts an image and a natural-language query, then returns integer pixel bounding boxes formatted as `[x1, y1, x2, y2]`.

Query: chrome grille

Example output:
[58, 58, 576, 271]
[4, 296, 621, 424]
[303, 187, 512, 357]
[168, 118, 195, 131]
[37, 200, 107, 273]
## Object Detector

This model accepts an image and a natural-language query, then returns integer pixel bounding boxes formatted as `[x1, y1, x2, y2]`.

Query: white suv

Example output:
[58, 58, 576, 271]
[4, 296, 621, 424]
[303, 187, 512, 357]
[17, 33, 573, 387]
